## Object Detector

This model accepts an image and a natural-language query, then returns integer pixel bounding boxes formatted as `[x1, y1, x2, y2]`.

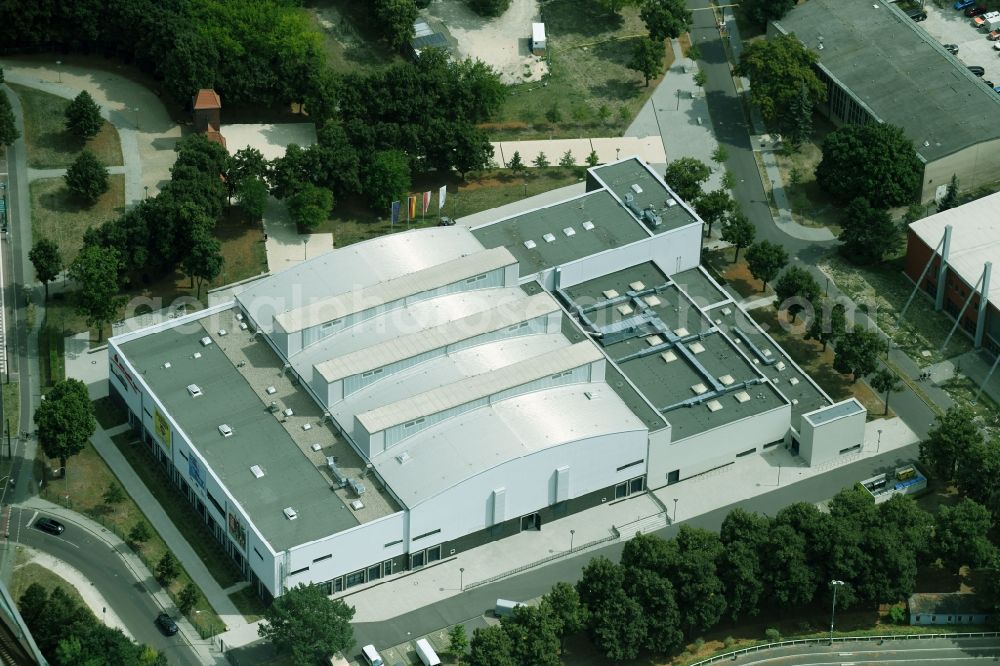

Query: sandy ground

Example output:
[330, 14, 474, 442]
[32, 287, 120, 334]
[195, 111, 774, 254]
[428, 0, 549, 84]
[223, 124, 317, 161]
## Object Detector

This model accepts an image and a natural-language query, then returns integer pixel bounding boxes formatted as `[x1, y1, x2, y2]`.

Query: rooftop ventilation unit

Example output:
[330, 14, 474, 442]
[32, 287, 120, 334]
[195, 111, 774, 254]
[218, 424, 233, 438]
[582, 221, 595, 231]
[706, 399, 723, 412]
[396, 451, 411, 464]
[524, 239, 537, 249]
[617, 304, 634, 316]
[689, 341, 706, 354]
[218, 329, 228, 337]
[674, 327, 689, 337]
[200, 336, 213, 347]
[301, 423, 312, 431]
[691, 383, 708, 395]
[266, 386, 277, 395]
[776, 361, 786, 371]
[602, 289, 619, 299]
[543, 233, 556, 243]
[163, 362, 172, 369]
[643, 295, 661, 307]
[349, 478, 367, 496]
[311, 442, 322, 452]
[268, 401, 278, 413]
[661, 350, 678, 363]
[239, 322, 248, 330]
[642, 209, 662, 229]
[250, 465, 265, 479]
[719, 374, 735, 386]
[630, 183, 643, 194]
[186, 384, 203, 397]
[193, 352, 202, 359]
[327, 457, 349, 487]
[645, 334, 664, 346]
[734, 391, 751, 403]
[665, 198, 677, 207]
[235, 313, 244, 321]
[350, 499, 365, 511]
[789, 377, 800, 386]
[283, 408, 294, 417]
[563, 227, 576, 237]
[629, 281, 645, 291]
[283, 507, 298, 520]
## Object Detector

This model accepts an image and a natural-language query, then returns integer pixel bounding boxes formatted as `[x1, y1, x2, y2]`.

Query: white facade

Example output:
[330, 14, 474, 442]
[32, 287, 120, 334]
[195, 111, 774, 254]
[798, 399, 867, 466]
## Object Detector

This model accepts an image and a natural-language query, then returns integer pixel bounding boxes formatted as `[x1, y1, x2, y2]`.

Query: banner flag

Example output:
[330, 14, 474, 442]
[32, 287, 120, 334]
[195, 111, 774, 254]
[439, 185, 447, 211]
[422, 191, 431, 215]
[407, 195, 417, 221]
[391, 200, 401, 225]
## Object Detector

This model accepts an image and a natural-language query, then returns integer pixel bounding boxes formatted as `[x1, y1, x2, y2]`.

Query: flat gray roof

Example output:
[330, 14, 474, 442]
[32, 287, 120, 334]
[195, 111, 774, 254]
[588, 160, 699, 234]
[672, 267, 730, 307]
[804, 398, 864, 426]
[472, 189, 648, 277]
[774, 0, 1000, 162]
[121, 311, 399, 553]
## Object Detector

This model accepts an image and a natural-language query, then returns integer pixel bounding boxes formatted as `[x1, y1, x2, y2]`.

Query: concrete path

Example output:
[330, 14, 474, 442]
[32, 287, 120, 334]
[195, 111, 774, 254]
[88, 425, 246, 632]
[492, 136, 665, 168]
[262, 196, 333, 269]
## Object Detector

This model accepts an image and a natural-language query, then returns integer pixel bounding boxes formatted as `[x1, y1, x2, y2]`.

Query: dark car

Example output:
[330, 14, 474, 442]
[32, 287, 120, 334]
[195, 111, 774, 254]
[34, 517, 64, 535]
[944, 43, 960, 54]
[966, 5, 989, 16]
[969, 65, 986, 76]
[906, 7, 928, 21]
[155, 613, 179, 636]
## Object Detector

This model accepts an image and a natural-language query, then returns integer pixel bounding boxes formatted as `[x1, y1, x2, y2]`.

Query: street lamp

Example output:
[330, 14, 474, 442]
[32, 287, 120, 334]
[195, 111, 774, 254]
[134, 107, 140, 130]
[829, 580, 845, 644]
[570, 529, 575, 552]
[672, 498, 678, 522]
[55, 61, 62, 83]
[459, 567, 464, 591]
[144, 185, 149, 200]
[303, 238, 308, 260]
[877, 429, 883, 453]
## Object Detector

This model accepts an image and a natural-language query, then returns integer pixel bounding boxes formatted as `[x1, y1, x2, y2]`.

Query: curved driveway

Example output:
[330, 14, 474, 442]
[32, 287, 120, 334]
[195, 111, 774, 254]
[730, 637, 1000, 664]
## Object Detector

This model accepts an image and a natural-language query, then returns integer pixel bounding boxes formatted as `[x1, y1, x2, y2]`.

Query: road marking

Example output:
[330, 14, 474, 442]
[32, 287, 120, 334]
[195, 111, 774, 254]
[26, 510, 36, 528]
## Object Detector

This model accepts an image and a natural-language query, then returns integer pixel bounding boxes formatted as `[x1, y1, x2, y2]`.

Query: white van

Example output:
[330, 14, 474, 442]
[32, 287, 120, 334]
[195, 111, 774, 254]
[361, 644, 384, 666]
[414, 638, 441, 666]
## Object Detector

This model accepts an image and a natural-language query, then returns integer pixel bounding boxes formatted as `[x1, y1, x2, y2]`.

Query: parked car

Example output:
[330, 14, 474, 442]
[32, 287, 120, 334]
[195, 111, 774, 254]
[34, 517, 64, 535]
[945, 43, 960, 54]
[986, 80, 995, 87]
[906, 7, 928, 21]
[155, 613, 178, 636]
[968, 65, 986, 76]
[956, 0, 976, 7]
[361, 645, 384, 666]
[994, 40, 1000, 49]
[989, 30, 1000, 39]
[966, 5, 989, 16]
[993, 84, 1000, 93]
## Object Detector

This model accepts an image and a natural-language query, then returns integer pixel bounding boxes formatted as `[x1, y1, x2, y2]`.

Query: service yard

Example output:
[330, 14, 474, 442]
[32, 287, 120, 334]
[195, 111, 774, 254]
[922, 2, 1000, 87]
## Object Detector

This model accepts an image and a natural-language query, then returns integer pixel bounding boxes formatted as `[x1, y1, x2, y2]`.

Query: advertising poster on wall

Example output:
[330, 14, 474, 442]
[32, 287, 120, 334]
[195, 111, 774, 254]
[228, 512, 247, 551]
[188, 454, 206, 490]
[153, 408, 171, 450]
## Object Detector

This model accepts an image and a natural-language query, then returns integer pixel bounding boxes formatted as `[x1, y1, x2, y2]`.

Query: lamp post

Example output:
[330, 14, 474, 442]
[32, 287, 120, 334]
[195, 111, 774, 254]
[144, 185, 149, 200]
[829, 579, 845, 644]
[134, 107, 140, 131]
[570, 529, 575, 552]
[672, 498, 678, 522]
[303, 238, 308, 260]
[877, 429, 883, 453]
[459, 567, 464, 591]
[55, 61, 62, 83]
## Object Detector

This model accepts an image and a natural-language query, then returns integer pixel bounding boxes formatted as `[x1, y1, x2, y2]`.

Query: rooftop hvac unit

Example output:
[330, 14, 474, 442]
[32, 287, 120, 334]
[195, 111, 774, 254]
[642, 209, 662, 228]
[327, 457, 349, 487]
[283, 507, 298, 520]
[200, 336, 213, 347]
[218, 424, 233, 438]
[349, 478, 367, 496]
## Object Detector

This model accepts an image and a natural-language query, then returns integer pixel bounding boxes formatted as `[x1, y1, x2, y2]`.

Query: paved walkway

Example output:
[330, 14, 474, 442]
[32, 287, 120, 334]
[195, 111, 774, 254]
[262, 195, 333, 269]
[17, 495, 224, 664]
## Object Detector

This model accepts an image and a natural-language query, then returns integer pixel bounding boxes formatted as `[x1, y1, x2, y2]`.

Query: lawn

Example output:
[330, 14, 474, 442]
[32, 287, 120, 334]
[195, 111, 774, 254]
[38, 297, 100, 387]
[321, 168, 582, 247]
[31, 175, 126, 267]
[228, 584, 267, 623]
[109, 430, 246, 591]
[751, 306, 890, 419]
[772, 114, 842, 234]
[39, 439, 227, 638]
[10, 560, 88, 611]
[8, 84, 123, 169]
[488, 0, 672, 140]
[305, 0, 404, 75]
[703, 249, 770, 300]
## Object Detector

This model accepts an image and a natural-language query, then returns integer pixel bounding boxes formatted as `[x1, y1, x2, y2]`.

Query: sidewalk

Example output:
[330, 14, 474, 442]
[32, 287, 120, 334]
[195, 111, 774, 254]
[16, 495, 224, 665]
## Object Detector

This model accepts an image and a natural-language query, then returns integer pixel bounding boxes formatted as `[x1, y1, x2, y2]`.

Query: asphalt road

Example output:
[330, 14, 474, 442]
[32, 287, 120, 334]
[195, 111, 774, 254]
[731, 637, 1000, 664]
[11, 507, 203, 666]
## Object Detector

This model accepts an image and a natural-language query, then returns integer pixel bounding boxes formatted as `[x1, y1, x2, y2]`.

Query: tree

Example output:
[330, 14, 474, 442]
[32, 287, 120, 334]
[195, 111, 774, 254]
[815, 123, 922, 208]
[288, 183, 333, 232]
[258, 583, 355, 664]
[839, 197, 900, 265]
[588, 591, 647, 662]
[448, 624, 469, 664]
[868, 368, 901, 415]
[712, 145, 729, 164]
[629, 37, 666, 86]
[546, 105, 563, 124]
[501, 605, 561, 666]
[364, 150, 411, 212]
[155, 552, 180, 585]
[183, 223, 223, 300]
[532, 152, 550, 168]
[920, 406, 981, 481]
[627, 568, 683, 654]
[786, 82, 813, 149]
[938, 174, 959, 212]
[64, 149, 109, 205]
[745, 240, 788, 291]
[694, 189, 735, 238]
[467, 0, 512, 16]
[64, 90, 103, 140]
[506, 151, 525, 176]
[0, 88, 18, 147]
[640, 0, 692, 41]
[806, 301, 847, 351]
[103, 482, 126, 506]
[958, 438, 1000, 506]
[577, 556, 624, 615]
[29, 238, 63, 300]
[226, 147, 270, 203]
[773, 265, 820, 322]
[372, 0, 418, 50]
[542, 582, 586, 642]
[833, 325, 886, 379]
[236, 178, 268, 220]
[934, 499, 996, 571]
[718, 509, 769, 621]
[741, 0, 797, 27]
[468, 625, 515, 666]
[585, 150, 600, 167]
[597, 0, 639, 16]
[664, 157, 710, 203]
[735, 34, 825, 138]
[128, 521, 152, 548]
[721, 212, 755, 263]
[667, 526, 727, 637]
[762, 522, 817, 607]
[597, 105, 611, 124]
[34, 378, 94, 475]
[559, 150, 575, 168]
[178, 584, 199, 614]
[69, 245, 124, 340]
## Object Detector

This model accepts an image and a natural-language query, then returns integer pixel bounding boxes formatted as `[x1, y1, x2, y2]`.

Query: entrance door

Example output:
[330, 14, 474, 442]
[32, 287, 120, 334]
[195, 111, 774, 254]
[520, 513, 541, 531]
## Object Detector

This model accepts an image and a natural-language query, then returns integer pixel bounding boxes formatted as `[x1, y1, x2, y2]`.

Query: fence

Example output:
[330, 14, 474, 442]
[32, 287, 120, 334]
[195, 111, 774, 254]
[687, 631, 1000, 665]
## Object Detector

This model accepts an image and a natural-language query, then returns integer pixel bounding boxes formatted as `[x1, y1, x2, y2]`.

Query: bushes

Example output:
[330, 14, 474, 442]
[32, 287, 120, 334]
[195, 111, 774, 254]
[467, 0, 512, 16]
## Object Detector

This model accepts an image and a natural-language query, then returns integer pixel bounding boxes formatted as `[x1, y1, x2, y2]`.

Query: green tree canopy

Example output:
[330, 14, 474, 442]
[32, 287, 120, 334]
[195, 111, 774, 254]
[938, 174, 959, 212]
[816, 123, 922, 208]
[806, 300, 847, 351]
[65, 149, 109, 205]
[920, 406, 982, 482]
[541, 581, 586, 641]
[65, 90, 103, 140]
[957, 438, 1000, 506]
[507, 151, 525, 175]
[773, 265, 820, 322]
[735, 34, 825, 138]
[597, 0, 639, 15]
[839, 197, 900, 265]
[29, 238, 63, 300]
[288, 183, 333, 232]
[365, 150, 411, 212]
[155, 552, 180, 585]
[741, 0, 797, 28]
[934, 498, 996, 571]
[667, 526, 727, 637]
[694, 189, 735, 237]
[0, 86, 18, 146]
[68, 244, 125, 341]
[664, 157, 711, 203]
[34, 378, 95, 474]
[501, 605, 562, 666]
[373, 0, 417, 50]
[468, 625, 515, 666]
[629, 37, 666, 86]
[745, 240, 788, 291]
[833, 324, 886, 379]
[467, 0, 512, 16]
[868, 368, 902, 415]
[183, 222, 223, 300]
[640, 0, 692, 41]
[721, 211, 756, 263]
[258, 583, 355, 664]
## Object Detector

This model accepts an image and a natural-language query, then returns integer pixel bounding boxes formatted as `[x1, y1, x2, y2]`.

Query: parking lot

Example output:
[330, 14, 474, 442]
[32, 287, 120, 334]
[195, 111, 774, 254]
[922, 3, 1000, 87]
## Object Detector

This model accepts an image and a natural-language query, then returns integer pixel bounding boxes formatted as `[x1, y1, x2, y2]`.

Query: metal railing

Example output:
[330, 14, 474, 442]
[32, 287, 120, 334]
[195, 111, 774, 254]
[686, 631, 1000, 665]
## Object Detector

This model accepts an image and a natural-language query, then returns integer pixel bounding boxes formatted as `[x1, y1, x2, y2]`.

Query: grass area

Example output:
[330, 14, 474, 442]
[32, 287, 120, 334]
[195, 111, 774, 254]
[821, 254, 975, 367]
[3, 382, 19, 439]
[751, 306, 890, 418]
[8, 84, 123, 169]
[321, 168, 582, 246]
[772, 114, 842, 234]
[213, 209, 269, 288]
[10, 560, 88, 610]
[109, 430, 245, 591]
[703, 249, 770, 300]
[228, 585, 267, 623]
[39, 439, 226, 637]
[38, 297, 99, 388]
[487, 0, 672, 140]
[31, 176, 126, 267]
[305, 0, 404, 75]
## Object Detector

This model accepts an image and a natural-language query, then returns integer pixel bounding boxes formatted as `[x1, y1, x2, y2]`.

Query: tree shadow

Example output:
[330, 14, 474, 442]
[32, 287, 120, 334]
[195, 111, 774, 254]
[35, 129, 82, 159]
[39, 186, 90, 214]
[542, 0, 624, 38]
